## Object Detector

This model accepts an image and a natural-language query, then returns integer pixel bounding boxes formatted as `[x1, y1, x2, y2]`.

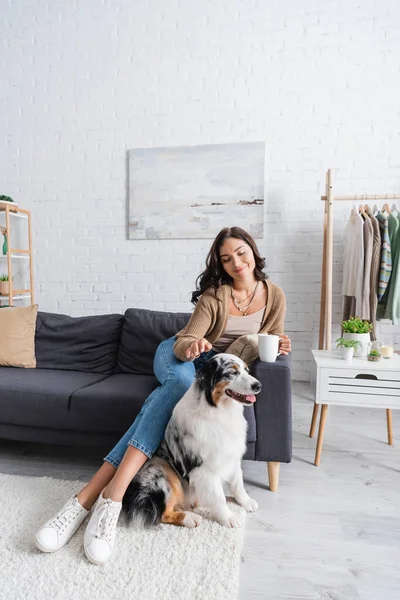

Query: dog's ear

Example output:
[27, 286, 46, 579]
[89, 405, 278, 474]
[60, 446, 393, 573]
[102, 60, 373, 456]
[195, 358, 220, 407]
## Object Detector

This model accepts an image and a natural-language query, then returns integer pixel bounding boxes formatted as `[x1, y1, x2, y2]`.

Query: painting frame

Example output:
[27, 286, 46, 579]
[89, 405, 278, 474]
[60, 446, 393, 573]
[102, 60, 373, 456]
[128, 141, 265, 240]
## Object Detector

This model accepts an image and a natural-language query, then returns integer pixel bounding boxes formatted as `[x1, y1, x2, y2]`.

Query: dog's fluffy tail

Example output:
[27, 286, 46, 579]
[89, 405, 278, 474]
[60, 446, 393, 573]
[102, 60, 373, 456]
[122, 457, 182, 529]
[122, 480, 166, 529]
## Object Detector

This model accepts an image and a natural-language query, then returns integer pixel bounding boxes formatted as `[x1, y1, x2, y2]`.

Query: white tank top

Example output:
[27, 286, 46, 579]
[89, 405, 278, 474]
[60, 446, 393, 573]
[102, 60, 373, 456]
[212, 306, 266, 353]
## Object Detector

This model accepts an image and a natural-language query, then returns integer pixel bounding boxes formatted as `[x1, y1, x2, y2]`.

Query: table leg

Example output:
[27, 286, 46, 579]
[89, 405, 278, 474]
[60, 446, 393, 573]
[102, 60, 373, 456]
[309, 404, 320, 438]
[314, 404, 328, 466]
[386, 409, 393, 445]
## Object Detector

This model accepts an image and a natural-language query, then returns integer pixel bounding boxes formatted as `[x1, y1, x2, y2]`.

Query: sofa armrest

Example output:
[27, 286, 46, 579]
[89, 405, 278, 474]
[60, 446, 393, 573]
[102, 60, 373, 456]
[251, 354, 292, 463]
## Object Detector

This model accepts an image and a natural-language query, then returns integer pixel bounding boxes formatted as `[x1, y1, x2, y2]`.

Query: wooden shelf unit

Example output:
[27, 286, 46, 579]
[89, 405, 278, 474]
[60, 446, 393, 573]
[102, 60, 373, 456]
[0, 204, 34, 307]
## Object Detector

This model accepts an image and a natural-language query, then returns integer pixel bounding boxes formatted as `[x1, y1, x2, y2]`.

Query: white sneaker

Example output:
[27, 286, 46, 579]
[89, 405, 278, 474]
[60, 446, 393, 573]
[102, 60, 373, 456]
[84, 490, 122, 565]
[35, 494, 89, 553]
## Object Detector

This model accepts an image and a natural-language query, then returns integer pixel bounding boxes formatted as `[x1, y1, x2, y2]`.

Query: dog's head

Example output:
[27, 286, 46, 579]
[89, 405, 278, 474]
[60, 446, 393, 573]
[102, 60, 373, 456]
[195, 353, 262, 408]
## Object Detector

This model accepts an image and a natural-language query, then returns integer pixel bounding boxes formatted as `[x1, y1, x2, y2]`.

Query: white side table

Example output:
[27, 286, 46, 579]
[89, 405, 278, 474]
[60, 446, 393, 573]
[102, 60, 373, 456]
[310, 350, 400, 466]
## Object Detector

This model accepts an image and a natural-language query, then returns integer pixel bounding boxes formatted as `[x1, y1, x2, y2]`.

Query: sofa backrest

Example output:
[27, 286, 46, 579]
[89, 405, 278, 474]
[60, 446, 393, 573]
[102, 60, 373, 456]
[35, 311, 124, 374]
[115, 308, 190, 375]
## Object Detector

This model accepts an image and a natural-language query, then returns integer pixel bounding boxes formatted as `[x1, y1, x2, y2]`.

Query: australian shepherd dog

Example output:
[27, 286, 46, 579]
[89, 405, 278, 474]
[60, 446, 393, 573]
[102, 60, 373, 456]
[122, 353, 261, 529]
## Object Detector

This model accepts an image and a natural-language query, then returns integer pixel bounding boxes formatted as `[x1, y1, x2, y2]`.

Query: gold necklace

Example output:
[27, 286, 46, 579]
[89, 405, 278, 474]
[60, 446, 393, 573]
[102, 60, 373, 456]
[231, 285, 257, 305]
[231, 281, 259, 316]
[231, 281, 258, 306]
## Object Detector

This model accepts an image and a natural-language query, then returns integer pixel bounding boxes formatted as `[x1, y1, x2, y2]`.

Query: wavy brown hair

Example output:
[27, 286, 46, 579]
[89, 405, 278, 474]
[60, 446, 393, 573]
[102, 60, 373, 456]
[191, 227, 267, 304]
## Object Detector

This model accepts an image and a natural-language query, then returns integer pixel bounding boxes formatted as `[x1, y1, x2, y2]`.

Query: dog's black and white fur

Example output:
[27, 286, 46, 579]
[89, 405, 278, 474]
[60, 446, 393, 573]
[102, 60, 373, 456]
[122, 353, 261, 529]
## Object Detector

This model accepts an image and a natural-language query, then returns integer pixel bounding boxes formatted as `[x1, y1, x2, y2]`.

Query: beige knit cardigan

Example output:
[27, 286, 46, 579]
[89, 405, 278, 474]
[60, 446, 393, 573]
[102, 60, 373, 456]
[174, 279, 286, 364]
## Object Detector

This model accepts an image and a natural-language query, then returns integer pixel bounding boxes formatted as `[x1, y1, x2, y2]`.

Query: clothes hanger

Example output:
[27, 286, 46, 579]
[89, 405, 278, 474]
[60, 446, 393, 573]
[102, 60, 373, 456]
[358, 203, 367, 219]
[364, 204, 371, 216]
[391, 202, 398, 212]
[372, 203, 379, 215]
[382, 203, 391, 214]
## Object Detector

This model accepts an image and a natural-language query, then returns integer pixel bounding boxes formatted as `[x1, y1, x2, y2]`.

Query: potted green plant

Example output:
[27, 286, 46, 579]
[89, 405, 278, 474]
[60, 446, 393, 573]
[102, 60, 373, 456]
[0, 195, 17, 207]
[367, 349, 381, 362]
[0, 274, 10, 296]
[341, 316, 373, 357]
[336, 337, 361, 361]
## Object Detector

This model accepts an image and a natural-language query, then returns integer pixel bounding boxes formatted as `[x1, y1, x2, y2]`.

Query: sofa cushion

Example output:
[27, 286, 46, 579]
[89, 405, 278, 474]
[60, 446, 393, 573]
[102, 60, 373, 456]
[69, 373, 159, 433]
[0, 304, 38, 368]
[0, 367, 108, 430]
[35, 311, 124, 374]
[70, 372, 257, 443]
[115, 308, 190, 375]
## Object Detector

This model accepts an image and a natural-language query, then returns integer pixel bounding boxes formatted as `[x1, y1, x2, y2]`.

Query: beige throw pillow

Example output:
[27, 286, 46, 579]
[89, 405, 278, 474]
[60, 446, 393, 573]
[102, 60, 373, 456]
[0, 304, 38, 368]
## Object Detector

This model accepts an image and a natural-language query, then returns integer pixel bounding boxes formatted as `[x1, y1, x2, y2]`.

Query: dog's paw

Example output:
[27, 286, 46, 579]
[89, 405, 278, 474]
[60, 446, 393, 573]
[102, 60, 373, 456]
[240, 497, 258, 513]
[182, 511, 203, 528]
[217, 513, 241, 528]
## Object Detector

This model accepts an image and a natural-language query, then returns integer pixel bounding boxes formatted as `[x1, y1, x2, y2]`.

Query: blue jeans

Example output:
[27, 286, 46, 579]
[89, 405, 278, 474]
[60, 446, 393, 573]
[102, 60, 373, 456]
[103, 336, 216, 468]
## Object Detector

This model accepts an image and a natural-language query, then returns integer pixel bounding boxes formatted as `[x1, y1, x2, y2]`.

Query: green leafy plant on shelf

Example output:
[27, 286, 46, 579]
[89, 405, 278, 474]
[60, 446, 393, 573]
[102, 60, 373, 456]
[335, 338, 361, 350]
[0, 195, 15, 202]
[0, 273, 11, 296]
[341, 316, 373, 334]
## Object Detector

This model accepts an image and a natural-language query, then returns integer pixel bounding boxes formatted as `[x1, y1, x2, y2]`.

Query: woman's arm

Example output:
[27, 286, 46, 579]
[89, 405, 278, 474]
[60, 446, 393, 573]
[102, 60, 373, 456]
[263, 287, 291, 354]
[262, 286, 286, 336]
[173, 293, 216, 362]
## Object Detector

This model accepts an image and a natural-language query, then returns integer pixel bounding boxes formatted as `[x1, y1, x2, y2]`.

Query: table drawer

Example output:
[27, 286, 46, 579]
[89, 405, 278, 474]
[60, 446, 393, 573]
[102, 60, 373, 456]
[318, 367, 400, 408]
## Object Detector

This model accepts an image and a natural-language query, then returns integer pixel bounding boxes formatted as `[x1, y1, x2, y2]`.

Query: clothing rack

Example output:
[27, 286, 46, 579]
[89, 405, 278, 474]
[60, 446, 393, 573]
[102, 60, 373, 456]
[309, 168, 400, 441]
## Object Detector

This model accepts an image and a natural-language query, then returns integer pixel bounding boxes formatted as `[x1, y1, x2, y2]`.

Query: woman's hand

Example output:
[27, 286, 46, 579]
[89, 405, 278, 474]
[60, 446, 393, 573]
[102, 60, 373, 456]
[279, 334, 292, 355]
[186, 338, 212, 360]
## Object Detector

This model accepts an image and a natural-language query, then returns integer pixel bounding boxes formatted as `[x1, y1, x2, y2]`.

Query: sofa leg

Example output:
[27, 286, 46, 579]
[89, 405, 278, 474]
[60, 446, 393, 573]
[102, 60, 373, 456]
[267, 462, 280, 492]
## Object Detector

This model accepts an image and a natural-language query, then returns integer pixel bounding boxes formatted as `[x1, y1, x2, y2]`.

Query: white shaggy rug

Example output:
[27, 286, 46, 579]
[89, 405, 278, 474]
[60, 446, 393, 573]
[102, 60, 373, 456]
[1, 473, 246, 600]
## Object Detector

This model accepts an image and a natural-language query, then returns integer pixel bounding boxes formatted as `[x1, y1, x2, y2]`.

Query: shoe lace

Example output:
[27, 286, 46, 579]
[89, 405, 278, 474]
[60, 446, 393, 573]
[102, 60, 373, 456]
[50, 499, 82, 532]
[95, 500, 120, 542]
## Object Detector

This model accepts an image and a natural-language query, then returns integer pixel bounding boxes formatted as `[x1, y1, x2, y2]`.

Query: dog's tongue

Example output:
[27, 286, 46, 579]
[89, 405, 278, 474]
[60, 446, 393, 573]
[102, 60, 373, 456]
[245, 394, 256, 403]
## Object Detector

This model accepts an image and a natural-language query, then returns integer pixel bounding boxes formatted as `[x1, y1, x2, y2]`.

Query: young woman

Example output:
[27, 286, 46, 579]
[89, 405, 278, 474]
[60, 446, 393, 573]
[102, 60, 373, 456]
[35, 226, 291, 565]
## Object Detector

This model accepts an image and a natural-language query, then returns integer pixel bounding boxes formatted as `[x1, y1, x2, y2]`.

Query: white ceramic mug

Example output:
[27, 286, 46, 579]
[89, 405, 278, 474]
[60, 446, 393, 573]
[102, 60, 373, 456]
[258, 333, 283, 362]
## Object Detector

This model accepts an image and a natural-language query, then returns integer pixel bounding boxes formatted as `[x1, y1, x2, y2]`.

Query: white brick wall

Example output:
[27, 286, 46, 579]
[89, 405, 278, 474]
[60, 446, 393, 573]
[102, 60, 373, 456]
[1, 0, 400, 381]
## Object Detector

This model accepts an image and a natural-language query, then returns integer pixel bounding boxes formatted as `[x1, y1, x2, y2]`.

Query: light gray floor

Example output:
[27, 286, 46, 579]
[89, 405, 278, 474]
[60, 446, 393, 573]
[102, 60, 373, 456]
[0, 382, 399, 600]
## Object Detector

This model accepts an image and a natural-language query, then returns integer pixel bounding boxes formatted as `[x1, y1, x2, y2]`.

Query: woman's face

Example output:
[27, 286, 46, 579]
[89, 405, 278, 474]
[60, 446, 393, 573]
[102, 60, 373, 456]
[219, 237, 256, 282]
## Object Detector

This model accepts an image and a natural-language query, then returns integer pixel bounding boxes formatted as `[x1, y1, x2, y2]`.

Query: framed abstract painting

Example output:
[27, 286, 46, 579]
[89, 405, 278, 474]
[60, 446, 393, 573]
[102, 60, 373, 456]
[128, 141, 265, 239]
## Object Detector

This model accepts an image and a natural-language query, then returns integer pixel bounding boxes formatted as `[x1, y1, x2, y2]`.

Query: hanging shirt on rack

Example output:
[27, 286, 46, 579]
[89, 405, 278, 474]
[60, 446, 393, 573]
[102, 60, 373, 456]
[388, 209, 400, 261]
[342, 207, 364, 316]
[378, 210, 398, 318]
[376, 210, 392, 301]
[384, 209, 400, 322]
[368, 213, 382, 339]
[361, 214, 373, 319]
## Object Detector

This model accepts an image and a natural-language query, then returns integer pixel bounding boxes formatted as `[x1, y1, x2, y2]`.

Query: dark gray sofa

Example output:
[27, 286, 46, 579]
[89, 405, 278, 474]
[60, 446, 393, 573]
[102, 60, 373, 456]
[0, 308, 292, 491]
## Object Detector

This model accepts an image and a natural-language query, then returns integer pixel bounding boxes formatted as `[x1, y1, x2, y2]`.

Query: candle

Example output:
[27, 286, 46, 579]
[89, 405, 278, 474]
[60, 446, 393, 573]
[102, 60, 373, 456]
[380, 345, 394, 359]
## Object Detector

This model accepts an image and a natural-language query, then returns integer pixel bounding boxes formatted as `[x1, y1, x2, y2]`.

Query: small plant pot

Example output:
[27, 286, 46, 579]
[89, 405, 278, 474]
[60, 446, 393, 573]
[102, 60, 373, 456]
[340, 347, 354, 361]
[367, 354, 381, 362]
[0, 281, 9, 295]
[343, 332, 371, 357]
